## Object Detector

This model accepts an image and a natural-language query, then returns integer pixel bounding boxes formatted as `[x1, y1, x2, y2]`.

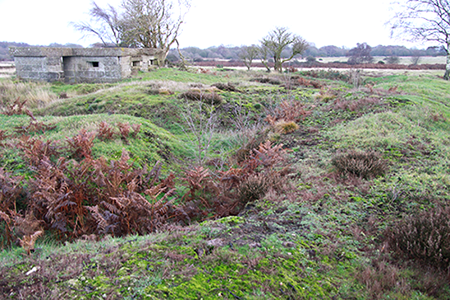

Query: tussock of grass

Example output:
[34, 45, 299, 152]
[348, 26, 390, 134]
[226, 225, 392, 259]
[0, 80, 57, 109]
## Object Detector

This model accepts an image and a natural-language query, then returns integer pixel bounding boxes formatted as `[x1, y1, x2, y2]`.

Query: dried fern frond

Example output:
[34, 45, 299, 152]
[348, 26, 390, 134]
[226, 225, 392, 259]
[0, 210, 14, 248]
[1, 98, 27, 116]
[19, 230, 43, 255]
[0, 210, 11, 224]
[16, 137, 61, 167]
[0, 130, 11, 148]
[14, 120, 56, 135]
[131, 123, 141, 138]
[117, 122, 131, 143]
[13, 211, 44, 237]
[86, 205, 111, 233]
[97, 121, 116, 141]
[182, 166, 210, 191]
[66, 129, 96, 160]
[265, 100, 311, 125]
[251, 140, 286, 168]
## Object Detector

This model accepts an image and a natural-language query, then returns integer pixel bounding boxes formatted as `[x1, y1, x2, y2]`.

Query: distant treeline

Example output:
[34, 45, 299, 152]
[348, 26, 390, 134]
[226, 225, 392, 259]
[1, 41, 446, 62]
[169, 45, 447, 62]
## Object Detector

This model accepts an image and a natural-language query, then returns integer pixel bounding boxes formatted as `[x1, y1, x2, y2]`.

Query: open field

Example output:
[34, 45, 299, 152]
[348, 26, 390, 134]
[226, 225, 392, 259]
[0, 62, 15, 78]
[0, 68, 450, 299]
[314, 55, 447, 64]
[2, 55, 447, 80]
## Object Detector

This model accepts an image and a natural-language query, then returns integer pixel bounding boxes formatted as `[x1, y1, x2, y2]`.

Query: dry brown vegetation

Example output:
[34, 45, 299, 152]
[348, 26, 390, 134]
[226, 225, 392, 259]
[0, 111, 289, 251]
[179, 90, 223, 105]
[331, 150, 389, 179]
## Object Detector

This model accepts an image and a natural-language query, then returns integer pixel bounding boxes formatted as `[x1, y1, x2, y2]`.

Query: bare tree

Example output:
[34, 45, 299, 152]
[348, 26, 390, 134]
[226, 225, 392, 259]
[239, 45, 259, 70]
[72, 2, 124, 47]
[261, 27, 308, 72]
[390, 0, 450, 79]
[258, 44, 272, 72]
[73, 0, 190, 65]
[410, 49, 422, 65]
[121, 0, 190, 65]
[386, 56, 400, 64]
[347, 43, 373, 64]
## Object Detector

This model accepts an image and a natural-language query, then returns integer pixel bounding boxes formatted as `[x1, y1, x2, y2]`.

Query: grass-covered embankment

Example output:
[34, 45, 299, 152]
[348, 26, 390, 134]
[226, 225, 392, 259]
[0, 68, 450, 299]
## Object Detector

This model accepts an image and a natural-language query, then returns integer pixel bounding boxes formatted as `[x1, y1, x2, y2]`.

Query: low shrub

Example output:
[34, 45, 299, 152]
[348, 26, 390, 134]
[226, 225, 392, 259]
[385, 205, 450, 270]
[331, 150, 388, 179]
[179, 90, 223, 105]
[211, 82, 239, 92]
[0, 168, 24, 248]
[250, 77, 281, 85]
[264, 100, 311, 126]
[238, 173, 269, 203]
[274, 120, 299, 134]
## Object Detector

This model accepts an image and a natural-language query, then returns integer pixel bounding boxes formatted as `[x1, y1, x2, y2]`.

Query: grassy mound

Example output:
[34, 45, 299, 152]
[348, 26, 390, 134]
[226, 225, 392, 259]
[1, 68, 450, 299]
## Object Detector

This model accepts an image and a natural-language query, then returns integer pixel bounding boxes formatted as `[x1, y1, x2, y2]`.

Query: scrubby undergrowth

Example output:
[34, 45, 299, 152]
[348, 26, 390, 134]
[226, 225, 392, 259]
[0, 68, 450, 299]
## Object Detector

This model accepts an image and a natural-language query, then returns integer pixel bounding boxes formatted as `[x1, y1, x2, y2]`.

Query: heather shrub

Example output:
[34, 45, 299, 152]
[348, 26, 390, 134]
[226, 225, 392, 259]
[274, 120, 299, 134]
[179, 90, 223, 105]
[238, 173, 269, 203]
[331, 150, 388, 179]
[385, 205, 450, 270]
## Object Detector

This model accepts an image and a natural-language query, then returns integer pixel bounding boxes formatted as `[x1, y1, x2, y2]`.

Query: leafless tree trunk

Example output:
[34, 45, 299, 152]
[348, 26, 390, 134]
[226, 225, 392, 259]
[73, 0, 190, 66]
[72, 2, 124, 47]
[121, 0, 190, 66]
[259, 45, 272, 72]
[390, 0, 450, 79]
[261, 27, 308, 72]
[180, 96, 217, 165]
[239, 45, 259, 70]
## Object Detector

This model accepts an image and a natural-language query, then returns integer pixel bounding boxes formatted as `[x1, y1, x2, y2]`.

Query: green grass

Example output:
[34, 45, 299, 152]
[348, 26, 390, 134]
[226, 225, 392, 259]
[1, 68, 450, 299]
[0, 113, 187, 174]
[123, 68, 251, 85]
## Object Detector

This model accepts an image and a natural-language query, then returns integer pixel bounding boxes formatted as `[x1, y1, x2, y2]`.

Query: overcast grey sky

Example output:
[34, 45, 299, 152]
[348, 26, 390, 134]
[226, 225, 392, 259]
[0, 0, 430, 49]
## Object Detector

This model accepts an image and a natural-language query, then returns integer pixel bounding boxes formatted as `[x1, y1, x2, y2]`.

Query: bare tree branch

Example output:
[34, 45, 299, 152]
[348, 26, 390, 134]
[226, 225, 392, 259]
[390, 0, 450, 79]
[260, 27, 308, 72]
[73, 0, 190, 64]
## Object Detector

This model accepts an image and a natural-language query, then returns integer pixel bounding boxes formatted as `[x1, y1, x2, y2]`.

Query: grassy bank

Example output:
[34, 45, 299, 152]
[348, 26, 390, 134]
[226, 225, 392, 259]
[0, 68, 449, 299]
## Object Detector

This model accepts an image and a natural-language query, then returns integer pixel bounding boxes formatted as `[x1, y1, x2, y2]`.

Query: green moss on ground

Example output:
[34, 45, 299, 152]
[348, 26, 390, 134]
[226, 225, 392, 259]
[1, 68, 450, 299]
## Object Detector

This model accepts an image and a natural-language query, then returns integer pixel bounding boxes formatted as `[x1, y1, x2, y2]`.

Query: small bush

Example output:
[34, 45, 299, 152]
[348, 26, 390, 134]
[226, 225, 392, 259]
[238, 173, 269, 204]
[250, 77, 281, 85]
[385, 205, 450, 270]
[179, 90, 223, 105]
[274, 120, 299, 134]
[331, 150, 388, 179]
[386, 56, 400, 64]
[300, 69, 349, 82]
[265, 100, 311, 126]
[211, 82, 239, 92]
